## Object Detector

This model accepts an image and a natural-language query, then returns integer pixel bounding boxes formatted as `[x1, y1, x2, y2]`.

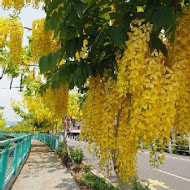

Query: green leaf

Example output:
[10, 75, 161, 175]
[39, 56, 48, 74]
[39, 51, 60, 74]
[65, 26, 77, 40]
[53, 23, 61, 39]
[66, 39, 76, 57]
[73, 2, 86, 19]
[82, 0, 96, 13]
[150, 33, 167, 57]
[109, 12, 117, 19]
[108, 26, 126, 47]
[95, 24, 107, 47]
[153, 6, 175, 31]
[47, 53, 56, 72]
[45, 18, 58, 33]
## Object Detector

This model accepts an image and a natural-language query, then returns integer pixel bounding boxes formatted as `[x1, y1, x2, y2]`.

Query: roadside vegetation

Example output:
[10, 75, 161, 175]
[57, 142, 149, 190]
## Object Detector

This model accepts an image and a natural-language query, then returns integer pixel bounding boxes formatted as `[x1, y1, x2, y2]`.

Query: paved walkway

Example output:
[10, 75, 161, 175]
[12, 139, 79, 190]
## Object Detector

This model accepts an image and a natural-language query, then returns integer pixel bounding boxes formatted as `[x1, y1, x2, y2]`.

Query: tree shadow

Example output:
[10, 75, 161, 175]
[55, 178, 79, 189]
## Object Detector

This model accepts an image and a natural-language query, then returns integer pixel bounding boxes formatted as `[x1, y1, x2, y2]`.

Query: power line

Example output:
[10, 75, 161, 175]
[0, 87, 23, 89]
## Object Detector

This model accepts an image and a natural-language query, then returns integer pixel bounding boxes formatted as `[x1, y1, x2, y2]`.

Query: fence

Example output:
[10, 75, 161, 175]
[142, 138, 190, 155]
[167, 139, 190, 155]
[0, 134, 31, 190]
[32, 133, 59, 153]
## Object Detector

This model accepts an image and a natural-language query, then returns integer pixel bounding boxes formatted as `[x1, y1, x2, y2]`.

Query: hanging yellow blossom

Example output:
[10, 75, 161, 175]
[43, 84, 69, 119]
[1, 0, 42, 11]
[32, 18, 60, 62]
[9, 19, 24, 65]
[0, 18, 10, 48]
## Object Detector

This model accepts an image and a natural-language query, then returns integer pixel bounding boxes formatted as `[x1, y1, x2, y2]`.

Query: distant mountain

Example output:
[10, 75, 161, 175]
[5, 121, 20, 127]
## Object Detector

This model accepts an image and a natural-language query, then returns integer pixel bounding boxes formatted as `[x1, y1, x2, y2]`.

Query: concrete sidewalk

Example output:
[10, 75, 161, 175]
[11, 139, 79, 190]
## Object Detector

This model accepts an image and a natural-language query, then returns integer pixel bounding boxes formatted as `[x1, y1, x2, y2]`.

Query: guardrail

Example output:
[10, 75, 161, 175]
[141, 138, 190, 155]
[32, 133, 59, 153]
[166, 139, 190, 155]
[0, 134, 31, 190]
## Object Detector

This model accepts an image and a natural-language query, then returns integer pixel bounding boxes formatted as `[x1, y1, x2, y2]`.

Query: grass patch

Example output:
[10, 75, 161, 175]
[79, 173, 119, 190]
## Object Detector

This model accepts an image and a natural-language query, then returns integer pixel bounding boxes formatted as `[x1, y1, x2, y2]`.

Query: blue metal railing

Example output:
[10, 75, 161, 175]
[32, 133, 59, 153]
[0, 134, 31, 190]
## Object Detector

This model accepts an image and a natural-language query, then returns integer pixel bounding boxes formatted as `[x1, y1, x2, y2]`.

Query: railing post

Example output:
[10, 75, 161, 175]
[26, 137, 29, 154]
[0, 143, 9, 190]
[51, 136, 53, 149]
[28, 136, 31, 153]
[29, 135, 31, 151]
[24, 138, 27, 157]
[55, 136, 59, 153]
[51, 135, 53, 150]
[13, 141, 20, 175]
[20, 141, 24, 164]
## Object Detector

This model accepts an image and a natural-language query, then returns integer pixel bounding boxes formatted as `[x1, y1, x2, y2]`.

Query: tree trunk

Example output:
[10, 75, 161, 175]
[111, 153, 132, 190]
[112, 105, 132, 190]
[63, 117, 72, 162]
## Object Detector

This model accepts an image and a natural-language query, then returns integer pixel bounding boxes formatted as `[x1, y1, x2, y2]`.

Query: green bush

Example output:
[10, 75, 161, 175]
[84, 165, 91, 173]
[79, 174, 118, 190]
[175, 137, 189, 155]
[57, 144, 84, 165]
[58, 141, 64, 148]
[132, 180, 149, 190]
[57, 146, 70, 165]
[70, 148, 84, 164]
[79, 174, 149, 190]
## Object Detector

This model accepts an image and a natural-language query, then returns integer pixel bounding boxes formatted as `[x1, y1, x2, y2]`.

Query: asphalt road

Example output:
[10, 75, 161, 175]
[68, 138, 190, 190]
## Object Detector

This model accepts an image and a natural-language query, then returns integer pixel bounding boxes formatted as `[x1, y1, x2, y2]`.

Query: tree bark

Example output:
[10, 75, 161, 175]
[112, 106, 132, 190]
[0, 68, 5, 80]
[10, 77, 13, 89]
[63, 117, 73, 163]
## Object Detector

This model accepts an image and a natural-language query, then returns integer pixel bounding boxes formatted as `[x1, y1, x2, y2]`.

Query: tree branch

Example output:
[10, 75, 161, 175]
[0, 68, 5, 80]
[24, 27, 32, 31]
[21, 63, 39, 67]
[10, 77, 13, 89]
[20, 74, 23, 92]
[0, 87, 23, 89]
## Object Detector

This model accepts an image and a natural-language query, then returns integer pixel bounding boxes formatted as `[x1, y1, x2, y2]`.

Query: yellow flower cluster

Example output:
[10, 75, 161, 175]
[0, 18, 24, 65]
[3, 121, 35, 133]
[0, 117, 5, 130]
[32, 19, 60, 62]
[1, 0, 42, 11]
[82, 76, 119, 166]
[10, 92, 65, 133]
[169, 8, 190, 135]
[68, 93, 82, 121]
[9, 19, 24, 65]
[75, 39, 88, 61]
[26, 95, 53, 123]
[82, 15, 190, 183]
[0, 18, 10, 48]
[42, 84, 69, 119]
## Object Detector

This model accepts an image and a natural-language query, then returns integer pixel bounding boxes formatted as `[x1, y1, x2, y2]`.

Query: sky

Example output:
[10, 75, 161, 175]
[0, 4, 46, 121]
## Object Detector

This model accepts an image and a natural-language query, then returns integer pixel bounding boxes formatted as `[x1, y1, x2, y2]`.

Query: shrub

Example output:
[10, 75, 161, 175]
[84, 165, 91, 173]
[57, 146, 70, 165]
[58, 141, 64, 148]
[132, 180, 149, 190]
[79, 174, 119, 190]
[70, 148, 84, 164]
[57, 144, 84, 165]
[175, 137, 189, 155]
